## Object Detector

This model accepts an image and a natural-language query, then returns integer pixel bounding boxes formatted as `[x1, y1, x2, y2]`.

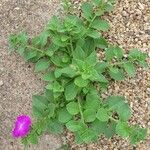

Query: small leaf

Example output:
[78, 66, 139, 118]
[94, 37, 108, 49]
[74, 76, 89, 87]
[105, 46, 124, 61]
[91, 19, 109, 31]
[109, 67, 125, 81]
[66, 120, 85, 132]
[47, 119, 64, 134]
[123, 62, 136, 77]
[96, 108, 110, 122]
[65, 82, 78, 101]
[23, 50, 37, 61]
[66, 102, 79, 115]
[116, 121, 131, 138]
[129, 125, 147, 145]
[87, 30, 101, 39]
[35, 59, 50, 72]
[42, 71, 55, 81]
[85, 93, 100, 110]
[80, 128, 98, 143]
[82, 2, 93, 21]
[83, 109, 96, 122]
[58, 108, 72, 123]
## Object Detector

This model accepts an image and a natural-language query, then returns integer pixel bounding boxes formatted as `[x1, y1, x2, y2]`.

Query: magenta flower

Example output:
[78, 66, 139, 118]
[12, 115, 31, 138]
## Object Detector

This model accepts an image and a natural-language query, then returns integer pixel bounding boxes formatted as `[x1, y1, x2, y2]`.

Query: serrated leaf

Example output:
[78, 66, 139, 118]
[116, 121, 131, 138]
[87, 30, 101, 39]
[66, 102, 79, 115]
[45, 44, 59, 57]
[23, 50, 37, 61]
[85, 93, 100, 110]
[129, 126, 147, 145]
[95, 62, 108, 73]
[106, 96, 131, 121]
[42, 71, 55, 81]
[82, 2, 93, 21]
[128, 49, 148, 61]
[123, 62, 136, 77]
[35, 59, 50, 72]
[55, 66, 76, 78]
[105, 46, 124, 61]
[94, 37, 108, 49]
[65, 82, 78, 101]
[47, 119, 64, 134]
[74, 76, 89, 87]
[91, 19, 109, 31]
[96, 108, 110, 122]
[83, 109, 96, 122]
[58, 108, 72, 123]
[32, 95, 48, 118]
[90, 69, 108, 83]
[66, 120, 85, 132]
[109, 67, 125, 81]
[32, 31, 49, 47]
[80, 128, 98, 143]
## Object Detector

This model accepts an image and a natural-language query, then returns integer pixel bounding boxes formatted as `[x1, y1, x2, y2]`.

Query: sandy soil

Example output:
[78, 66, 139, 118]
[0, 0, 149, 150]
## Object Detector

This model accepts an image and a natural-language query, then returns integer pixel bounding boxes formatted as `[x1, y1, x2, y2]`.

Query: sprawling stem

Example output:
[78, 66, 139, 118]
[77, 97, 84, 124]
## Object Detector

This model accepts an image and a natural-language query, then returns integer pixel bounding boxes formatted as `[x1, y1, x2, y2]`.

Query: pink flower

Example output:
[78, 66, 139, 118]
[12, 115, 31, 138]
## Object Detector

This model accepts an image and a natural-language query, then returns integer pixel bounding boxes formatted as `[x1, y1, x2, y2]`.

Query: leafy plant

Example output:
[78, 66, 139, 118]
[9, 0, 148, 146]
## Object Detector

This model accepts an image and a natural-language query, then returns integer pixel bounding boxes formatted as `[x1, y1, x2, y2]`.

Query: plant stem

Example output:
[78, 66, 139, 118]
[26, 45, 45, 54]
[77, 97, 84, 124]
[69, 37, 74, 54]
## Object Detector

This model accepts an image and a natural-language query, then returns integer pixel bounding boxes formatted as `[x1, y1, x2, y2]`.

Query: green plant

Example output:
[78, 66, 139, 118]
[9, 0, 148, 146]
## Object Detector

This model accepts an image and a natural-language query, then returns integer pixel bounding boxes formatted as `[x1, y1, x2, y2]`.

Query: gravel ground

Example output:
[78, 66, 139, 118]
[0, 0, 150, 150]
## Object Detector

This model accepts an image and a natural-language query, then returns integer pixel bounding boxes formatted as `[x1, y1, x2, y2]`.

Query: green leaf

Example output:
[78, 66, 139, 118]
[73, 46, 85, 60]
[32, 31, 49, 47]
[47, 16, 61, 31]
[116, 121, 131, 138]
[105, 46, 124, 61]
[85, 51, 97, 66]
[65, 82, 78, 101]
[87, 30, 101, 39]
[94, 37, 108, 49]
[55, 66, 76, 78]
[53, 81, 64, 92]
[32, 95, 48, 118]
[23, 50, 37, 61]
[109, 67, 125, 81]
[90, 69, 108, 83]
[42, 71, 55, 81]
[80, 128, 98, 143]
[85, 93, 100, 110]
[58, 108, 72, 123]
[91, 19, 109, 31]
[35, 59, 50, 72]
[95, 62, 108, 73]
[103, 121, 116, 138]
[45, 44, 59, 57]
[128, 49, 148, 61]
[66, 120, 85, 132]
[91, 119, 107, 135]
[106, 96, 132, 121]
[66, 102, 79, 115]
[81, 2, 93, 21]
[129, 125, 147, 145]
[83, 109, 96, 122]
[123, 62, 136, 77]
[74, 76, 89, 87]
[47, 119, 64, 134]
[96, 108, 110, 122]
